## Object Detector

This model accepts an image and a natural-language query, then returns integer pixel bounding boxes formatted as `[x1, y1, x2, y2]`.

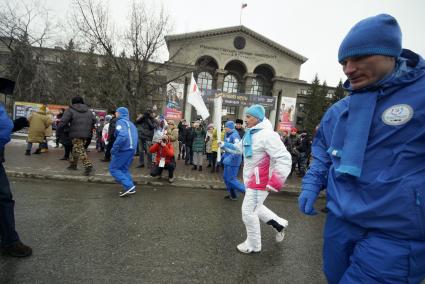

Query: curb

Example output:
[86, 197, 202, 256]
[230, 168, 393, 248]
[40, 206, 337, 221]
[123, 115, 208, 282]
[6, 170, 308, 197]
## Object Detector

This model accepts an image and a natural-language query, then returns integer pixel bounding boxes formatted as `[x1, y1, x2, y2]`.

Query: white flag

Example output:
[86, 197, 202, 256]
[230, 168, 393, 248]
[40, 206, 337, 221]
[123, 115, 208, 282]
[187, 73, 210, 120]
[214, 95, 223, 162]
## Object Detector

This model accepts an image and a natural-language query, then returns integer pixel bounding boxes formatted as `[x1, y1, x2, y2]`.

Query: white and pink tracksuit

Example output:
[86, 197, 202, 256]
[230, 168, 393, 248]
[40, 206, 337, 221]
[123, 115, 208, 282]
[225, 118, 292, 251]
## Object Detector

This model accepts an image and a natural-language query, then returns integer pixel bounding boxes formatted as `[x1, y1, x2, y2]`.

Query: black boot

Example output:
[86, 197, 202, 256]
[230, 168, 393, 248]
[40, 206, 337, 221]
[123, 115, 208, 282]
[198, 166, 202, 171]
[67, 164, 77, 170]
[33, 149, 41, 154]
[84, 166, 93, 176]
[192, 165, 197, 170]
[2, 241, 32, 257]
[25, 150, 30, 156]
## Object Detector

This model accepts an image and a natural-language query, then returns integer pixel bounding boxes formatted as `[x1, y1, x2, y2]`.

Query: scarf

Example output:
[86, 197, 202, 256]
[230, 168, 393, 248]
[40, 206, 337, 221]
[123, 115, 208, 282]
[243, 128, 260, 158]
[328, 57, 415, 177]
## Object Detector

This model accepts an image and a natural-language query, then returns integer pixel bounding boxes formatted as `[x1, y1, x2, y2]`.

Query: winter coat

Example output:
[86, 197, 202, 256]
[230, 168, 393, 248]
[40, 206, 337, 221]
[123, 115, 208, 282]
[149, 142, 174, 165]
[136, 113, 155, 141]
[177, 121, 185, 141]
[297, 134, 311, 155]
[44, 113, 53, 137]
[287, 134, 300, 157]
[56, 123, 72, 147]
[205, 130, 213, 153]
[303, 50, 425, 241]
[58, 103, 96, 139]
[27, 111, 52, 143]
[191, 127, 206, 153]
[102, 123, 110, 144]
[211, 128, 224, 152]
[222, 129, 242, 167]
[222, 118, 292, 192]
[0, 104, 13, 163]
[184, 127, 194, 146]
[167, 126, 179, 159]
[236, 127, 245, 139]
[112, 114, 138, 154]
[107, 118, 117, 143]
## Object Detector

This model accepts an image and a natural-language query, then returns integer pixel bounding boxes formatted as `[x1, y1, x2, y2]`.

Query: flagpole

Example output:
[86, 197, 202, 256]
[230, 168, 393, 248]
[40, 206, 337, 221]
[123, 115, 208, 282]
[240, 3, 247, 25]
[240, 8, 242, 25]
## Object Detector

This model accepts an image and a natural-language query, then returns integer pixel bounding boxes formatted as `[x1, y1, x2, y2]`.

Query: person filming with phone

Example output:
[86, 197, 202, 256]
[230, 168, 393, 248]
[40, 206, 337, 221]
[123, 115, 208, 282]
[149, 135, 175, 183]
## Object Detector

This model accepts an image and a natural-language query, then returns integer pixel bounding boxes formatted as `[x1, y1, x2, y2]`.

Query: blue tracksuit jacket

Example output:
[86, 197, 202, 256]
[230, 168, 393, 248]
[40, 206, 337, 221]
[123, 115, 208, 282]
[303, 50, 425, 241]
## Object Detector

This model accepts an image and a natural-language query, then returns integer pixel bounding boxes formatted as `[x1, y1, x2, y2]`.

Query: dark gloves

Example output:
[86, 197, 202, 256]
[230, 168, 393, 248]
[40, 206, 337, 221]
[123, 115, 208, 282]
[12, 117, 29, 132]
[298, 189, 319, 215]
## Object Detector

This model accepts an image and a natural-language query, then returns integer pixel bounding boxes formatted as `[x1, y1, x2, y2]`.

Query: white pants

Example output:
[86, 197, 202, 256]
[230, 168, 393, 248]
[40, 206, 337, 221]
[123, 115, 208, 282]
[193, 152, 203, 166]
[241, 188, 284, 250]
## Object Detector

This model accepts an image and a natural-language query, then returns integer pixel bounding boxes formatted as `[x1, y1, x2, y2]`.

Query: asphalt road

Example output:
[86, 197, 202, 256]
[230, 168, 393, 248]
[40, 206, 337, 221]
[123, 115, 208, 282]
[0, 178, 327, 283]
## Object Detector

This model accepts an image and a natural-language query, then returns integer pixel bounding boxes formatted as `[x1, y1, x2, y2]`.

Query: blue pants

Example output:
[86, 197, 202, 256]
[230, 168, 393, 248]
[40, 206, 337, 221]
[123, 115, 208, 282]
[109, 150, 135, 190]
[0, 163, 20, 247]
[324, 212, 425, 284]
[223, 165, 245, 199]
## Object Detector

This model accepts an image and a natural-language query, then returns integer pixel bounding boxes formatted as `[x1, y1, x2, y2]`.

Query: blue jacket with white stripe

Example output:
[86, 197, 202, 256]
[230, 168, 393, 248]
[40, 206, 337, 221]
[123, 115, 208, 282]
[302, 49, 425, 241]
[112, 108, 138, 153]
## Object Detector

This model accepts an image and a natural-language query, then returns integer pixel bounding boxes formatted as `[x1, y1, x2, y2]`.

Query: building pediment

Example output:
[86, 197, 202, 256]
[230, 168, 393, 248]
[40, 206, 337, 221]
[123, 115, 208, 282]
[165, 25, 307, 63]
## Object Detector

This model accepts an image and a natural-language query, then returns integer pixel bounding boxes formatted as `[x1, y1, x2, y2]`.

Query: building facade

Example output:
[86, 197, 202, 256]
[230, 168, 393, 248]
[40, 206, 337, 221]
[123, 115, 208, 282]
[0, 25, 338, 131]
[164, 25, 337, 130]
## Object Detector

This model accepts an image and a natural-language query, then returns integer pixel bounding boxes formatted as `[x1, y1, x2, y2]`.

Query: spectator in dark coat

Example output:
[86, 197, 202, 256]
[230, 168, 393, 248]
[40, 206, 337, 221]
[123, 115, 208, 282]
[177, 119, 187, 160]
[102, 111, 117, 162]
[296, 130, 312, 176]
[57, 96, 96, 175]
[135, 109, 155, 168]
[56, 121, 72, 160]
[235, 118, 245, 139]
[184, 121, 195, 165]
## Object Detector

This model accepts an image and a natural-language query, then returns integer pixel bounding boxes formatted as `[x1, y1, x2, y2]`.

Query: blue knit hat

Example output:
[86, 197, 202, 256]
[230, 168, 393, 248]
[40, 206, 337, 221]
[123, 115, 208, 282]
[116, 107, 129, 118]
[246, 104, 265, 121]
[225, 120, 235, 130]
[338, 14, 402, 63]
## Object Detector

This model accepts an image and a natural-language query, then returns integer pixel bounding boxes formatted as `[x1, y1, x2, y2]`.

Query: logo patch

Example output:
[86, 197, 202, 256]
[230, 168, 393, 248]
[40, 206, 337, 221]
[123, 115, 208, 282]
[116, 125, 122, 130]
[382, 104, 413, 126]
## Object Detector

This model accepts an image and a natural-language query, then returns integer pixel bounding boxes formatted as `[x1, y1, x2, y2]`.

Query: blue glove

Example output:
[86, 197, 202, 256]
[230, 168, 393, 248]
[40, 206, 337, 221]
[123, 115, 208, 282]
[298, 189, 319, 215]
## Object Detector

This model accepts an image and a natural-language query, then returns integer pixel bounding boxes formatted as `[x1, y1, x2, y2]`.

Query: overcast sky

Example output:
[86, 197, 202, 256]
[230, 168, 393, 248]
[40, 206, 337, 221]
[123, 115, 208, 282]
[41, 0, 425, 86]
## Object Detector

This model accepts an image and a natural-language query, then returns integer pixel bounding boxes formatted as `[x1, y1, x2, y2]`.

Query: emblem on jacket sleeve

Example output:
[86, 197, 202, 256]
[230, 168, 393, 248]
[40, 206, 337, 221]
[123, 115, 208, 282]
[382, 104, 413, 126]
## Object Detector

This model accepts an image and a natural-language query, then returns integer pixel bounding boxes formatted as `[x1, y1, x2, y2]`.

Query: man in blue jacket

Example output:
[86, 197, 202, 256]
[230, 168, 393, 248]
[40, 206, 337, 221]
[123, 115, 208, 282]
[109, 107, 138, 197]
[222, 121, 245, 200]
[298, 14, 425, 283]
[0, 104, 32, 257]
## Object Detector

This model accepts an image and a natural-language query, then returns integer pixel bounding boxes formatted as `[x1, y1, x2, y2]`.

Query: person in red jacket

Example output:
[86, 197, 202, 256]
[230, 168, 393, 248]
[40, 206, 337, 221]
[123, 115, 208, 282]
[149, 135, 175, 183]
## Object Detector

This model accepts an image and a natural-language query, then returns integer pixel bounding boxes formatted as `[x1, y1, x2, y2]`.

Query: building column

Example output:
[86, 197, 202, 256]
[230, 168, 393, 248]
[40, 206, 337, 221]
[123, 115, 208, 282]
[243, 73, 256, 94]
[215, 69, 227, 91]
[238, 73, 256, 120]
[269, 78, 283, 129]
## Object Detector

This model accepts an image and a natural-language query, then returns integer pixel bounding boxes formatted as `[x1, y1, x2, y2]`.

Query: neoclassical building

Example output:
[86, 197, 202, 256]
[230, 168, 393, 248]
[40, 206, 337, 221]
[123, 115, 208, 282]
[0, 25, 337, 130]
[164, 25, 336, 129]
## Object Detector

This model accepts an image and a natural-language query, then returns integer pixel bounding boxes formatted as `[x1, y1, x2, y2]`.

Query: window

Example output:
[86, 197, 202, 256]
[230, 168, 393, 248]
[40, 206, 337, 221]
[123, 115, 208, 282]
[225, 106, 237, 115]
[300, 89, 307, 95]
[196, 71, 213, 91]
[326, 92, 333, 99]
[223, 74, 239, 93]
[250, 78, 264, 96]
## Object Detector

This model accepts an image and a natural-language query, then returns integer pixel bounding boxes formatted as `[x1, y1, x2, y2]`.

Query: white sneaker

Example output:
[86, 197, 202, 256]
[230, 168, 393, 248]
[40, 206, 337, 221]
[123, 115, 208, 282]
[236, 241, 261, 254]
[275, 218, 288, 242]
[119, 186, 136, 197]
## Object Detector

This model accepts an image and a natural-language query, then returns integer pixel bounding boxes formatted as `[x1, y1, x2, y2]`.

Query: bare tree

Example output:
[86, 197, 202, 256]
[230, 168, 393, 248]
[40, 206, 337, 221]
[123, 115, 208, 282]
[0, 0, 53, 102]
[72, 0, 196, 117]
